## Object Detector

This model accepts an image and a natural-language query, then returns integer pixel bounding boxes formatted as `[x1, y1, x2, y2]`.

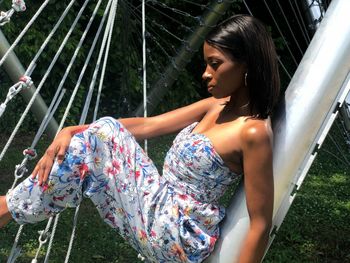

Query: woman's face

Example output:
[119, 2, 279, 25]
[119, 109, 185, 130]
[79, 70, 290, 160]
[202, 42, 247, 99]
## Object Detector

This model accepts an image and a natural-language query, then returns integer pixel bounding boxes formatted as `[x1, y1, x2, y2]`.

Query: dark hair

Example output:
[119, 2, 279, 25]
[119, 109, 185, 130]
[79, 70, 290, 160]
[205, 14, 280, 119]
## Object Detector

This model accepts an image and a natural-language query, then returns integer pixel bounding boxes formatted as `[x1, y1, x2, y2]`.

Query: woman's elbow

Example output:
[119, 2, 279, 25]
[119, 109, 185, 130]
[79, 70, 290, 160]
[250, 219, 272, 237]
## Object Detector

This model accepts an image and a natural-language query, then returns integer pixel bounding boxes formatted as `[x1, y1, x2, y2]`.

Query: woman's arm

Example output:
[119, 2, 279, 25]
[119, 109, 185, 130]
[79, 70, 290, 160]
[237, 119, 274, 263]
[119, 96, 216, 140]
[32, 97, 216, 184]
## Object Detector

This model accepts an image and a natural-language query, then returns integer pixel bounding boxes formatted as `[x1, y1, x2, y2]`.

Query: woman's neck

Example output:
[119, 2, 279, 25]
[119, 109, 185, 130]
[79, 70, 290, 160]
[224, 92, 254, 117]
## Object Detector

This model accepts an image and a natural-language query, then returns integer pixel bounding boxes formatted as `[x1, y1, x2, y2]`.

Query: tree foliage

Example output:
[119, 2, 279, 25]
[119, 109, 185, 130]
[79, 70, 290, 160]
[0, 0, 293, 134]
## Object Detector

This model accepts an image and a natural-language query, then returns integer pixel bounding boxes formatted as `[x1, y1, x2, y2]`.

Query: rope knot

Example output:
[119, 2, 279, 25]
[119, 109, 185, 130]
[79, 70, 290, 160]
[19, 75, 33, 89]
[12, 0, 26, 12]
[23, 148, 37, 160]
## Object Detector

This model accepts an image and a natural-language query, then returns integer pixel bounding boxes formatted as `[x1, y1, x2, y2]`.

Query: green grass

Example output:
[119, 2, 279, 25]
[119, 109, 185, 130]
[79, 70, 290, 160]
[0, 125, 349, 262]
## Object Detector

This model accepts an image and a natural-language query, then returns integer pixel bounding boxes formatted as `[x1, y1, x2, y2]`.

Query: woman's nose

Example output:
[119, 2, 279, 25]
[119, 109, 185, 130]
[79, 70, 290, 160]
[202, 71, 213, 82]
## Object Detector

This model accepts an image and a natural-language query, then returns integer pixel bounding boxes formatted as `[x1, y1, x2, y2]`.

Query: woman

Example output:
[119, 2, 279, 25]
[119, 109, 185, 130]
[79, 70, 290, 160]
[0, 15, 279, 262]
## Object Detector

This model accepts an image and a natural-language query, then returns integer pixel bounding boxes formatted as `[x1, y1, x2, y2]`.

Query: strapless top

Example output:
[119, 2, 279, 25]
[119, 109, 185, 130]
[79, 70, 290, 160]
[162, 122, 241, 204]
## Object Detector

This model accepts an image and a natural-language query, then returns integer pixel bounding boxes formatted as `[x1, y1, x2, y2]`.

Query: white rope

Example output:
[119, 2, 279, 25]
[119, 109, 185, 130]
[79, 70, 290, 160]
[61, 2, 113, 262]
[5, 1, 90, 260]
[43, 214, 60, 263]
[80, 0, 118, 124]
[5, 85, 66, 263]
[93, 0, 117, 121]
[0, 0, 77, 163]
[0, 0, 26, 26]
[142, 0, 148, 153]
[0, 0, 50, 67]
[25, 0, 76, 75]
[31, 217, 53, 263]
[6, 89, 66, 263]
[8, 87, 64, 193]
[56, 0, 106, 132]
[24, 0, 91, 138]
[7, 225, 24, 263]
[33, 89, 66, 147]
[13, 1, 103, 261]
[63, 204, 80, 263]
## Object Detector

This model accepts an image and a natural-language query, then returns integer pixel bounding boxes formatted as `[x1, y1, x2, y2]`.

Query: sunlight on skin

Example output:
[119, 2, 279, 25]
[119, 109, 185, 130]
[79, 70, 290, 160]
[0, 196, 12, 227]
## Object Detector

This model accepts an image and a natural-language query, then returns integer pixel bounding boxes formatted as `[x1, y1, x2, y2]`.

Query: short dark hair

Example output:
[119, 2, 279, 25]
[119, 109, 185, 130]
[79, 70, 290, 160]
[205, 14, 280, 119]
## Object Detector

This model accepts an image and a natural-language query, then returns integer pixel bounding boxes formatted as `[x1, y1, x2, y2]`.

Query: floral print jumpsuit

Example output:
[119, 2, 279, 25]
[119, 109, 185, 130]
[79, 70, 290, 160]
[6, 117, 240, 262]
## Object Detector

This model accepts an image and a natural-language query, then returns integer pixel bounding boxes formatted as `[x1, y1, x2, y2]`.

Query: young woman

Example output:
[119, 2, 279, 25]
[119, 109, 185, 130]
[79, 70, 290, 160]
[0, 14, 280, 262]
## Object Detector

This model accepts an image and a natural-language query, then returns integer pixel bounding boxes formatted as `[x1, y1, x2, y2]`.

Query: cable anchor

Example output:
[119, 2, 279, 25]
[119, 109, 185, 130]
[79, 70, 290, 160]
[23, 148, 37, 160]
[0, 0, 26, 26]
[0, 76, 33, 118]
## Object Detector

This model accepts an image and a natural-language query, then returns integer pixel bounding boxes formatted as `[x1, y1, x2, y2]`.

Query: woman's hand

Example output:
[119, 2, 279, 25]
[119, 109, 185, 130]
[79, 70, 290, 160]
[31, 128, 73, 186]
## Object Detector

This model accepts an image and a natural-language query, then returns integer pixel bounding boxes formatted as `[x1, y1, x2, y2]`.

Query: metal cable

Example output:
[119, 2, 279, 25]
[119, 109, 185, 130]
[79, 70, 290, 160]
[243, 0, 293, 80]
[122, 0, 175, 61]
[150, 0, 198, 20]
[288, 0, 311, 44]
[293, 0, 311, 43]
[276, 0, 304, 56]
[263, 0, 299, 67]
[328, 133, 350, 166]
[145, 1, 193, 33]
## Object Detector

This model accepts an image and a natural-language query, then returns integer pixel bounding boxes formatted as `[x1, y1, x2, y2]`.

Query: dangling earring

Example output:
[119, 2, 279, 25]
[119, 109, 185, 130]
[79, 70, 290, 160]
[244, 72, 248, 87]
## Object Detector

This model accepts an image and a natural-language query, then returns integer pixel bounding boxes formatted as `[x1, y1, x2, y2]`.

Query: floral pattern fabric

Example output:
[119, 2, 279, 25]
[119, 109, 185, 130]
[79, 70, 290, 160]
[6, 117, 241, 262]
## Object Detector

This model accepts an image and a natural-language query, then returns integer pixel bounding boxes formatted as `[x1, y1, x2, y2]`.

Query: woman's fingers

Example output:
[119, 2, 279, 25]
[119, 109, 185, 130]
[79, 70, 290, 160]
[42, 165, 53, 185]
[31, 154, 55, 185]
[37, 163, 44, 186]
[31, 164, 40, 179]
[56, 146, 67, 164]
[30, 137, 71, 183]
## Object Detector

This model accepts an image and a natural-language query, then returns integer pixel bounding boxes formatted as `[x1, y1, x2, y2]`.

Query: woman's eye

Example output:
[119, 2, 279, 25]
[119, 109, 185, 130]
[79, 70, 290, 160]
[209, 61, 220, 69]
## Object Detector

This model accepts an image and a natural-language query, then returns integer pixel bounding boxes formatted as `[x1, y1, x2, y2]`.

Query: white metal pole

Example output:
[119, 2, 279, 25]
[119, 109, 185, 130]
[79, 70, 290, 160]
[206, 0, 350, 261]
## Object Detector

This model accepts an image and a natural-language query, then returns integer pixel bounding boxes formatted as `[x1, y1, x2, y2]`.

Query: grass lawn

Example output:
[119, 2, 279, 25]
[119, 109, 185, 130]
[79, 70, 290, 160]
[0, 124, 349, 262]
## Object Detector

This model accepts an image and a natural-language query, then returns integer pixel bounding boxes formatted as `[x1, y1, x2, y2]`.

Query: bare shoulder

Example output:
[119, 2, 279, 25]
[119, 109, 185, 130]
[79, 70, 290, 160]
[240, 117, 273, 147]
